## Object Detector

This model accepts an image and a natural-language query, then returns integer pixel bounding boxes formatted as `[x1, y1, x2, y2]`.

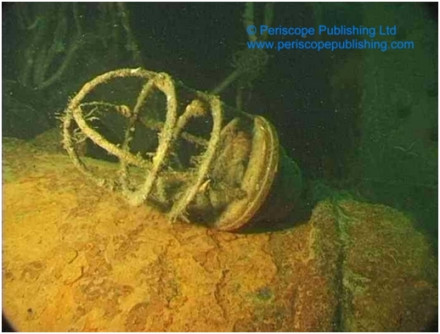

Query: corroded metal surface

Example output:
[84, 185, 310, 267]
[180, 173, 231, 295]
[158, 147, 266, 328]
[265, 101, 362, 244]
[3, 139, 437, 331]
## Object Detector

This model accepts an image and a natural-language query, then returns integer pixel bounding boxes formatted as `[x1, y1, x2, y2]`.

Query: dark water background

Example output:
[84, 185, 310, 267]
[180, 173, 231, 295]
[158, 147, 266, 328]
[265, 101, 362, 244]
[2, 3, 438, 246]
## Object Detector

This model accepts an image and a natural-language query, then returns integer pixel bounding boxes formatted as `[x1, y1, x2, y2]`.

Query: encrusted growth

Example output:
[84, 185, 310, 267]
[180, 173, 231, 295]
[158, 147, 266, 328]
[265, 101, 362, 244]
[61, 68, 254, 227]
[62, 68, 296, 230]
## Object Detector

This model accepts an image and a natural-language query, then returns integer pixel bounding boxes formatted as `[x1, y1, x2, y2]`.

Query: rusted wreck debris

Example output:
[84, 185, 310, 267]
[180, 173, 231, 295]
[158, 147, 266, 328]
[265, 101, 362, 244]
[62, 68, 302, 230]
